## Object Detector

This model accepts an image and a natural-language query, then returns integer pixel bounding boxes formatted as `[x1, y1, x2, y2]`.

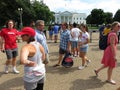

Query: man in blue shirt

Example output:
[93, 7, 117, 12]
[35, 20, 49, 64]
[53, 23, 60, 43]
[53, 22, 71, 67]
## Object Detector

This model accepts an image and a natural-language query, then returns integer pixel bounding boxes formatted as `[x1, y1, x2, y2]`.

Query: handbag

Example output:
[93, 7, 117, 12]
[61, 52, 73, 68]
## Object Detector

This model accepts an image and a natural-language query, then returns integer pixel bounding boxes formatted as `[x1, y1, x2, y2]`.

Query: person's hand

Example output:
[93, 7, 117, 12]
[27, 61, 37, 67]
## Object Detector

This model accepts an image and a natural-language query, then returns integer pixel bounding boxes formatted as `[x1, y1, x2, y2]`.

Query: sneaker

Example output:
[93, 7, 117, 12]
[13, 67, 19, 74]
[78, 66, 85, 70]
[4, 66, 9, 74]
[13, 69, 19, 74]
[86, 60, 91, 67]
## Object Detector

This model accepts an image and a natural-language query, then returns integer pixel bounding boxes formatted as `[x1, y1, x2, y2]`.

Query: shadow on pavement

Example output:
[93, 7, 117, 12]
[70, 76, 106, 90]
[0, 77, 23, 90]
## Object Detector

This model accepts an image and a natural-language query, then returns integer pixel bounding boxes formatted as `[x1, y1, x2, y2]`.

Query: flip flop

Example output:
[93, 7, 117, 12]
[94, 70, 98, 76]
[53, 64, 60, 67]
[106, 80, 116, 85]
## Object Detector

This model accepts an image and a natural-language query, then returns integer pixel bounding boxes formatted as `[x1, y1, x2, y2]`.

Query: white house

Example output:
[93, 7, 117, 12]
[54, 11, 86, 24]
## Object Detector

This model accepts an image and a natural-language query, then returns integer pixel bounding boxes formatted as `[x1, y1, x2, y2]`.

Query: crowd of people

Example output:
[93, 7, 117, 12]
[0, 19, 120, 89]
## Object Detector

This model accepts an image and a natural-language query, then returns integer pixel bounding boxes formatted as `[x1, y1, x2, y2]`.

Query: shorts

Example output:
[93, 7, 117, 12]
[24, 78, 44, 90]
[59, 48, 67, 54]
[80, 45, 89, 52]
[5, 48, 18, 59]
[71, 41, 78, 48]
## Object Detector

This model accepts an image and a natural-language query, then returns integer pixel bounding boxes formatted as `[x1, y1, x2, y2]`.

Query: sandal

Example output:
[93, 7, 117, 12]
[106, 80, 116, 85]
[53, 64, 60, 67]
[94, 70, 98, 76]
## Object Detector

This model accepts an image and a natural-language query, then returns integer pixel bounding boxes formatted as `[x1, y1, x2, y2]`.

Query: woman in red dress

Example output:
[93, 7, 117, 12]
[94, 21, 120, 85]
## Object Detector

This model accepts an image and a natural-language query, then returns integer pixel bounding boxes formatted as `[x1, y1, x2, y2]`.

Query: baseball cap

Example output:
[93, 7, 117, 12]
[20, 27, 35, 37]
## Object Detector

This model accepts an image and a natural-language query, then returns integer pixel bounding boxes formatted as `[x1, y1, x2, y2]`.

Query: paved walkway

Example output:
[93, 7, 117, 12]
[0, 32, 120, 90]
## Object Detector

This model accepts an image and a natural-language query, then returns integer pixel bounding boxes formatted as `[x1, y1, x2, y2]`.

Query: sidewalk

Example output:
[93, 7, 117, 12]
[0, 32, 120, 90]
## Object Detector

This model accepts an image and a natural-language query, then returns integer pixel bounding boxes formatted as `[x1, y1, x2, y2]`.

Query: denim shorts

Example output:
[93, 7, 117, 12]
[71, 41, 78, 48]
[80, 45, 89, 52]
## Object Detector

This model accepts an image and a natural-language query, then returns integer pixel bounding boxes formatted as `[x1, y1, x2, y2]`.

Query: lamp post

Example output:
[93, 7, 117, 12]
[18, 8, 23, 29]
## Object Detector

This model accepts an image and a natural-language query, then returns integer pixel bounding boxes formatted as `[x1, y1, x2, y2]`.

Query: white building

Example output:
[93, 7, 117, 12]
[54, 11, 86, 24]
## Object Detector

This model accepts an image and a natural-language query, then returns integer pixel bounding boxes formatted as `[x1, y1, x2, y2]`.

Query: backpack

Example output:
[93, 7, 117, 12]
[99, 33, 109, 50]
[62, 53, 73, 68]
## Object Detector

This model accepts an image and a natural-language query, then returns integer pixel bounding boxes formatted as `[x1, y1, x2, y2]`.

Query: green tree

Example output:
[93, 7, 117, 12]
[86, 15, 92, 24]
[32, 1, 54, 25]
[104, 12, 113, 24]
[90, 9, 105, 25]
[113, 9, 120, 22]
[0, 0, 54, 28]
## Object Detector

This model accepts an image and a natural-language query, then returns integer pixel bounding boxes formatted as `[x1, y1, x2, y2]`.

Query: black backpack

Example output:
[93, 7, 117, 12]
[99, 33, 109, 50]
[62, 53, 73, 68]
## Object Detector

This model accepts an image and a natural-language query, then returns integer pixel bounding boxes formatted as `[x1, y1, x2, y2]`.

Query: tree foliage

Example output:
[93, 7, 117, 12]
[86, 8, 117, 25]
[113, 9, 120, 22]
[0, 0, 54, 28]
[90, 9, 104, 25]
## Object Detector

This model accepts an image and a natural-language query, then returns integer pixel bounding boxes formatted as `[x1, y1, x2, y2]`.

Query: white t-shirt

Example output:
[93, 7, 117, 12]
[81, 32, 90, 47]
[71, 28, 81, 41]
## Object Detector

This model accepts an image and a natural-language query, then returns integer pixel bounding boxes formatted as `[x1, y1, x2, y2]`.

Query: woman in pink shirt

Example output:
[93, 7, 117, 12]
[94, 21, 120, 85]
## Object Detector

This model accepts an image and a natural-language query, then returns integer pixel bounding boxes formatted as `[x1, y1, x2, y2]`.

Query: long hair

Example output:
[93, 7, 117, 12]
[80, 23, 88, 32]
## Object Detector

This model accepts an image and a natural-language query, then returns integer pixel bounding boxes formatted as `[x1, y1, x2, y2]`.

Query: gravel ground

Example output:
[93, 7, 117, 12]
[0, 32, 120, 90]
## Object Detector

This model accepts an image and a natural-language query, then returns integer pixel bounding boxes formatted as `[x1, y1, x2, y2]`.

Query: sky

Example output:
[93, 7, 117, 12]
[43, 0, 120, 16]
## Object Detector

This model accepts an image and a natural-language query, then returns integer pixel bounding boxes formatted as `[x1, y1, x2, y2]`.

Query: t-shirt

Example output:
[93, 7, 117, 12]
[81, 32, 90, 47]
[53, 25, 59, 34]
[71, 28, 81, 41]
[0, 28, 19, 49]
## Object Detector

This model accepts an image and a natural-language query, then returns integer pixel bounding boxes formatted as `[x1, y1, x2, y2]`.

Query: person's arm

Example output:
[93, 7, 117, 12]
[20, 45, 36, 66]
[110, 35, 116, 61]
[39, 44, 45, 61]
[0, 37, 5, 52]
[110, 35, 117, 61]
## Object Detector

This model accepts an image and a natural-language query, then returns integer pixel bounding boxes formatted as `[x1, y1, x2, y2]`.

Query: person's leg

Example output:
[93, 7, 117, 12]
[4, 49, 12, 73]
[57, 53, 64, 65]
[35, 78, 44, 90]
[81, 52, 86, 66]
[78, 52, 86, 69]
[107, 67, 114, 81]
[94, 65, 106, 76]
[106, 67, 116, 84]
[54, 34, 58, 43]
[35, 83, 44, 90]
[12, 48, 19, 73]
[53, 48, 65, 67]
[4, 59, 12, 73]
[74, 41, 78, 57]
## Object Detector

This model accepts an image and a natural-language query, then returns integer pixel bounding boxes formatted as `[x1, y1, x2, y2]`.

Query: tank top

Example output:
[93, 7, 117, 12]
[23, 41, 45, 83]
